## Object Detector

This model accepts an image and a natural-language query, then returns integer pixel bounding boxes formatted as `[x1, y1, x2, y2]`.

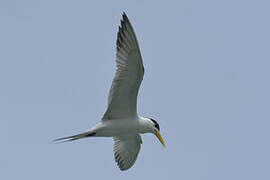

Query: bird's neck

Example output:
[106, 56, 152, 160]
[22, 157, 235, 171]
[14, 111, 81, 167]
[138, 116, 153, 134]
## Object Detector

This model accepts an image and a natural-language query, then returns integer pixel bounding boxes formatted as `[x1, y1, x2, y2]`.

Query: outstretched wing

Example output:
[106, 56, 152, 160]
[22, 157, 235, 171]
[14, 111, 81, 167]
[113, 134, 142, 171]
[103, 13, 144, 120]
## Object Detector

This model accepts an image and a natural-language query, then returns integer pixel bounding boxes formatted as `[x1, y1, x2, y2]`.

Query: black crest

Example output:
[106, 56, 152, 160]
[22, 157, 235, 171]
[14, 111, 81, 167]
[150, 118, 160, 131]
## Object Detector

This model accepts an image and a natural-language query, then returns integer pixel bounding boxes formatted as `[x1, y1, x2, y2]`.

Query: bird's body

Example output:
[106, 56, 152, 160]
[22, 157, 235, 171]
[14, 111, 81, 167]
[54, 12, 165, 171]
[91, 116, 151, 137]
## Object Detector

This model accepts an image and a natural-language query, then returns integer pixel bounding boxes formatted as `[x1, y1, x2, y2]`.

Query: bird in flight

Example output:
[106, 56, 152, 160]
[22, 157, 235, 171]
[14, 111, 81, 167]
[54, 12, 165, 171]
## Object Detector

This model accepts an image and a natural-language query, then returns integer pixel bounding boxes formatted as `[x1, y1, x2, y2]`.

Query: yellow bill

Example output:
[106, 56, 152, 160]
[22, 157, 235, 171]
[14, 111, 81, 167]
[154, 130, 165, 147]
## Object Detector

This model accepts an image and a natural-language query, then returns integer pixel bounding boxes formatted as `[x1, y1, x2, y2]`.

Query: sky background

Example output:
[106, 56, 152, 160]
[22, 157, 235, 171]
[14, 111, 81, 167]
[1, 0, 270, 179]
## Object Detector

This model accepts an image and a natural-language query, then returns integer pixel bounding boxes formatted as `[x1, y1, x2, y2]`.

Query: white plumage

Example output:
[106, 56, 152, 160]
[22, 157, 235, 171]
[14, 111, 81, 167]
[54, 12, 165, 171]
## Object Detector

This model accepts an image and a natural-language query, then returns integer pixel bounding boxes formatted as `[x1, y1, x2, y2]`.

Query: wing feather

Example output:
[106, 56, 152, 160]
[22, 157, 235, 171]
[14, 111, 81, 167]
[113, 134, 142, 170]
[103, 13, 144, 120]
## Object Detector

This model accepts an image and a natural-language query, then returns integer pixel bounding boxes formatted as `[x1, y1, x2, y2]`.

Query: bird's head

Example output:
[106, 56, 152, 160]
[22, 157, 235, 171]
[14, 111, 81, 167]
[148, 118, 165, 147]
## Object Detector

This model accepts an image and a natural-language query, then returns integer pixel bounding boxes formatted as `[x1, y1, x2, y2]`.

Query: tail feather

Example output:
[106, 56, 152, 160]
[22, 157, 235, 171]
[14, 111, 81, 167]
[53, 131, 96, 143]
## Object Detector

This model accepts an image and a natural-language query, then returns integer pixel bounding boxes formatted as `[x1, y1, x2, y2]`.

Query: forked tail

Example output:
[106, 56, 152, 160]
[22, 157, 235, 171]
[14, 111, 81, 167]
[53, 131, 96, 143]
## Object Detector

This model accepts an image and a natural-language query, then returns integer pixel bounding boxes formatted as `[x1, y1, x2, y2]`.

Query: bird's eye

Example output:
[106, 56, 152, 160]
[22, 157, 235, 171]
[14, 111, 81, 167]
[150, 118, 160, 131]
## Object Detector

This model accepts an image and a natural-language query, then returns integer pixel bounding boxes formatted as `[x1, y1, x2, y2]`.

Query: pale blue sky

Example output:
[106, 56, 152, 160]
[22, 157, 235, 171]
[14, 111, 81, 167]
[1, 0, 270, 179]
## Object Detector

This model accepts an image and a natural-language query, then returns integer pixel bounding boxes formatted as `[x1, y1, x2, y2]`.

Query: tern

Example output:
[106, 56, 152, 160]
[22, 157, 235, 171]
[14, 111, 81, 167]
[54, 12, 165, 171]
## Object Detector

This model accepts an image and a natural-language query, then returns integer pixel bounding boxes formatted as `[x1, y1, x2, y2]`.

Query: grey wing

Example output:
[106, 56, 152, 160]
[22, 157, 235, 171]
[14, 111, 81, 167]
[113, 134, 142, 171]
[103, 13, 144, 120]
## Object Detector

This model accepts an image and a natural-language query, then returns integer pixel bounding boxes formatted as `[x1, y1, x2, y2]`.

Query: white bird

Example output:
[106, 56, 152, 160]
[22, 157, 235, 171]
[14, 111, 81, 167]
[54, 12, 165, 171]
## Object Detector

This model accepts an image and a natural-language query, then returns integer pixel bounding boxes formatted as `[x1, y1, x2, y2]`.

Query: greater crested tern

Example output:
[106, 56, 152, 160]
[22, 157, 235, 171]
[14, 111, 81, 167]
[54, 12, 165, 171]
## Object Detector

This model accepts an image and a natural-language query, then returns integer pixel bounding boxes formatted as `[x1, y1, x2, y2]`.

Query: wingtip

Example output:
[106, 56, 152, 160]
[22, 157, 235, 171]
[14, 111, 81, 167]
[122, 12, 129, 21]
